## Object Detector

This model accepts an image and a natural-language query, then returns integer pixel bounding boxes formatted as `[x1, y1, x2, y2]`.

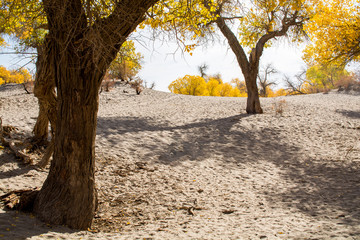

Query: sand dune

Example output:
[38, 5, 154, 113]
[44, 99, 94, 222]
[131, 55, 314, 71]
[0, 83, 359, 239]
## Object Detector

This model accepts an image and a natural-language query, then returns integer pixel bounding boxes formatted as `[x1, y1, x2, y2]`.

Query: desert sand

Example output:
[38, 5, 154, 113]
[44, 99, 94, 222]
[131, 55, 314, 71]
[0, 83, 359, 239]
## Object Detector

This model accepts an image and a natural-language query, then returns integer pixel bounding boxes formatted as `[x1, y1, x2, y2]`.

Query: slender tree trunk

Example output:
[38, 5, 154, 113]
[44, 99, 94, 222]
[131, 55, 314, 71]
[32, 102, 49, 145]
[32, 40, 56, 146]
[216, 17, 263, 114]
[32, 38, 57, 167]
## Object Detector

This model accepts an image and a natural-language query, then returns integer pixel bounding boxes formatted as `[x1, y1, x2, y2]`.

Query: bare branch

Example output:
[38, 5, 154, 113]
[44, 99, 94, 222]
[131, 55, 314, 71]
[283, 73, 305, 95]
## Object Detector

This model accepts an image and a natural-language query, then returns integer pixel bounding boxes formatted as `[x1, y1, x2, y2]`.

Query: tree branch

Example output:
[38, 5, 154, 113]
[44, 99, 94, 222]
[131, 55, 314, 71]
[215, 16, 250, 75]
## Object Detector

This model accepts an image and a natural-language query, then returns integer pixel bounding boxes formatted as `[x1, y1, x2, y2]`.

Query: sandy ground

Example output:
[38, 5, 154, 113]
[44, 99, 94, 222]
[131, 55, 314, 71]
[0, 83, 359, 239]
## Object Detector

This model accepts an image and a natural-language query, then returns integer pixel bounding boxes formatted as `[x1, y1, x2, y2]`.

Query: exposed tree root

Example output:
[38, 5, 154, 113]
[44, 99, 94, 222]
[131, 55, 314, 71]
[37, 139, 54, 168]
[0, 189, 39, 212]
[8, 141, 33, 164]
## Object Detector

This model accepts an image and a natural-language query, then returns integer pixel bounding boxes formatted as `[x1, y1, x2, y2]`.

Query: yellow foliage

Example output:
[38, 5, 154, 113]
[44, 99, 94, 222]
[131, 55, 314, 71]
[231, 78, 247, 97]
[206, 78, 221, 96]
[108, 40, 143, 81]
[304, 0, 360, 64]
[238, 0, 311, 49]
[218, 83, 233, 97]
[274, 88, 287, 97]
[306, 63, 352, 91]
[143, 0, 223, 55]
[0, 0, 47, 48]
[169, 74, 247, 97]
[266, 87, 275, 98]
[230, 87, 242, 97]
[168, 75, 208, 96]
[0, 66, 32, 85]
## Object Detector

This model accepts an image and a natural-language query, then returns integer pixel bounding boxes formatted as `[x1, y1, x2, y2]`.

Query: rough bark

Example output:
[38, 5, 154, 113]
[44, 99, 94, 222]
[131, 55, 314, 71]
[32, 38, 57, 149]
[245, 71, 263, 114]
[33, 0, 159, 229]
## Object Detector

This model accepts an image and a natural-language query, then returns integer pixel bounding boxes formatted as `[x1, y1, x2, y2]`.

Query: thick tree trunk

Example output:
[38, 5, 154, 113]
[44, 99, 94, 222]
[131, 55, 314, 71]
[245, 73, 263, 114]
[33, 0, 159, 230]
[33, 70, 99, 228]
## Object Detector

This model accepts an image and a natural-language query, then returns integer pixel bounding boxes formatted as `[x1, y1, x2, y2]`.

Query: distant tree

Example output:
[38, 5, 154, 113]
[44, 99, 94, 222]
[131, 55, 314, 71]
[169, 75, 208, 96]
[198, 63, 209, 78]
[0, 66, 33, 85]
[146, 0, 311, 113]
[306, 64, 352, 91]
[206, 78, 221, 96]
[107, 41, 143, 82]
[231, 78, 247, 97]
[257, 63, 277, 97]
[169, 74, 245, 97]
[274, 88, 287, 97]
[209, 73, 223, 84]
[218, 82, 233, 97]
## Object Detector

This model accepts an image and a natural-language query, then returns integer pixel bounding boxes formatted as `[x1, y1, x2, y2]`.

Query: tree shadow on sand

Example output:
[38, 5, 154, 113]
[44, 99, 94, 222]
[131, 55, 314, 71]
[97, 114, 360, 232]
[0, 207, 76, 239]
[336, 109, 360, 119]
[0, 153, 34, 180]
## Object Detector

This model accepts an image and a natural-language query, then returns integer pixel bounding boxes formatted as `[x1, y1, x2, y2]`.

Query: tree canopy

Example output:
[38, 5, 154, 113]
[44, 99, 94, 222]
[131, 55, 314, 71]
[304, 0, 360, 65]
[145, 0, 312, 113]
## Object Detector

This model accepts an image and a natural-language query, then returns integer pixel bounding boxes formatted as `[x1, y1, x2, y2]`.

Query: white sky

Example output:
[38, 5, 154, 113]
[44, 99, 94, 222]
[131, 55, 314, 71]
[0, 34, 307, 92]
[135, 38, 307, 92]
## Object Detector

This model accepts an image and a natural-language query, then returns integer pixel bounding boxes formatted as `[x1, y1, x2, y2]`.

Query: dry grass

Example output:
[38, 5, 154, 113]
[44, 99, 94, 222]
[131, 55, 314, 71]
[101, 79, 116, 93]
[273, 99, 287, 116]
[130, 78, 144, 95]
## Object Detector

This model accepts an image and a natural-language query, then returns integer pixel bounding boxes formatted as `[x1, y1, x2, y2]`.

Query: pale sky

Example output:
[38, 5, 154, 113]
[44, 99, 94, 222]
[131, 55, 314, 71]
[0, 35, 307, 92]
[135, 38, 307, 92]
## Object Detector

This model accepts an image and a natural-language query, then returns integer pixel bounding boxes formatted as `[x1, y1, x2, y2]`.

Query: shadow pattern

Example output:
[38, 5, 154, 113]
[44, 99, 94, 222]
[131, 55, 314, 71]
[97, 114, 360, 231]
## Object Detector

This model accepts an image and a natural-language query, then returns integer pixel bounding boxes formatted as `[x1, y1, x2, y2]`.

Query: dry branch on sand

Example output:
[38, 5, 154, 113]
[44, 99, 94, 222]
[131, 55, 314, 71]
[129, 78, 144, 95]
[0, 118, 33, 164]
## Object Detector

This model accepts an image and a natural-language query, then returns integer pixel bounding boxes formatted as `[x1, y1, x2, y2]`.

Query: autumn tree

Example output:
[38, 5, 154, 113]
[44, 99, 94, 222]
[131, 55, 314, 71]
[306, 64, 354, 91]
[169, 75, 208, 95]
[206, 77, 221, 96]
[231, 77, 247, 97]
[146, 0, 311, 113]
[1, 1, 146, 151]
[1, 1, 58, 148]
[107, 40, 143, 81]
[304, 0, 360, 65]
[0, 66, 33, 85]
[2, 0, 160, 230]
[168, 74, 244, 97]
